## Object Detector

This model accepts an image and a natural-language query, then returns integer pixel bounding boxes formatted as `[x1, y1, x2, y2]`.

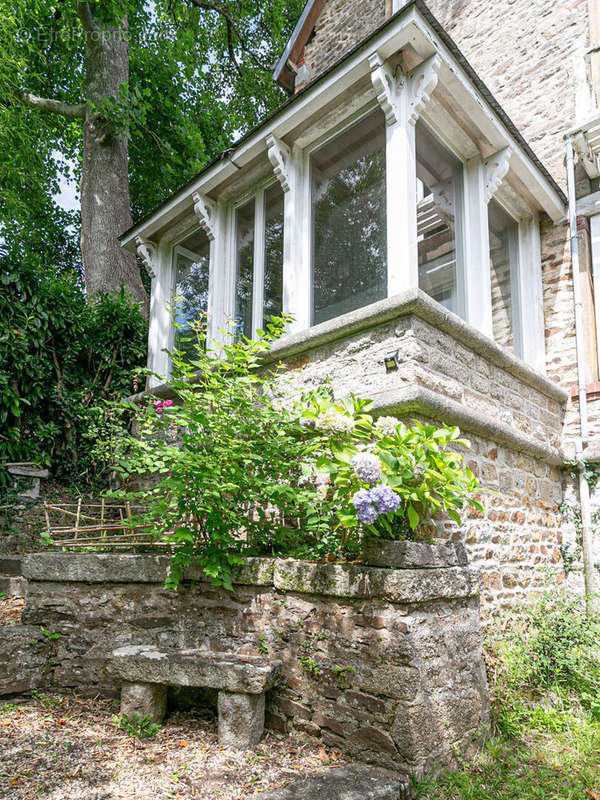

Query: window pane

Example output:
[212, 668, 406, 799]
[489, 199, 520, 355]
[264, 183, 284, 328]
[235, 198, 255, 340]
[173, 229, 210, 357]
[417, 122, 463, 315]
[311, 109, 387, 325]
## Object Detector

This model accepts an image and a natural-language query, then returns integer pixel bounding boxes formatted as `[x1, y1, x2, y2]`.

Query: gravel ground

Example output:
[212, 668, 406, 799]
[0, 693, 349, 800]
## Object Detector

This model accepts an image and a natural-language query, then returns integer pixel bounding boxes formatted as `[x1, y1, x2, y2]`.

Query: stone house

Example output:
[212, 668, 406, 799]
[121, 0, 600, 611]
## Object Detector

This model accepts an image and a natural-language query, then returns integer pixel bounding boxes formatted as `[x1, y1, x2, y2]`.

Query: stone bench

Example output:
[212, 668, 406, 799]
[108, 645, 282, 748]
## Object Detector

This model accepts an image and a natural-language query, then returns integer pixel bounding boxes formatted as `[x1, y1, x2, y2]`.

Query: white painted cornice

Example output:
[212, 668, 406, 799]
[266, 133, 291, 192]
[369, 52, 441, 127]
[135, 236, 158, 278]
[484, 148, 512, 202]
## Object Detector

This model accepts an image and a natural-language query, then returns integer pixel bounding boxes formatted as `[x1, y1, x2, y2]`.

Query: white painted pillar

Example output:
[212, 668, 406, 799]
[385, 116, 418, 295]
[463, 157, 493, 338]
[150, 241, 173, 384]
[370, 52, 441, 298]
[517, 215, 546, 373]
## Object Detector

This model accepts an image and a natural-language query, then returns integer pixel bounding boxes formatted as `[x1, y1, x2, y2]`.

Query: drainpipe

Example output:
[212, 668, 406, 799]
[565, 136, 596, 608]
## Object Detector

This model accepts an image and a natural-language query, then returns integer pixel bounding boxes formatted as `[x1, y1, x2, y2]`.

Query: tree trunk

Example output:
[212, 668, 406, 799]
[80, 17, 146, 307]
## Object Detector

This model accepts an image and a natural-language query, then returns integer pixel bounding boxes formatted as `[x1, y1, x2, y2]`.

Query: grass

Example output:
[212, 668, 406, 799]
[416, 593, 600, 800]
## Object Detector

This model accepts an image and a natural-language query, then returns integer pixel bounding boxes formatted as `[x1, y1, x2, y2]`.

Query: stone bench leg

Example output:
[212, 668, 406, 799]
[217, 691, 265, 749]
[120, 681, 167, 724]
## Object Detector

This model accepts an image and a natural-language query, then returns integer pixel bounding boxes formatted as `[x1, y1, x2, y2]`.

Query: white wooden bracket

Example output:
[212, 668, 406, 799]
[369, 52, 441, 127]
[135, 236, 158, 279]
[192, 192, 217, 240]
[266, 133, 291, 192]
[484, 148, 512, 202]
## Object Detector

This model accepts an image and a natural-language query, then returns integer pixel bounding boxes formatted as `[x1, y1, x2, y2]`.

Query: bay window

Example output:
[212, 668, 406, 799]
[310, 109, 387, 325]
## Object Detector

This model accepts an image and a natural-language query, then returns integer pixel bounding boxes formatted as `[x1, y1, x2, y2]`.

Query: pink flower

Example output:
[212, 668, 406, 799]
[155, 407, 163, 414]
[153, 400, 162, 407]
[163, 399, 173, 407]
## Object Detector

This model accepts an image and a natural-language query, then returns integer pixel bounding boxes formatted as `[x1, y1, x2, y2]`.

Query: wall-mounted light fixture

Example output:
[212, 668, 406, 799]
[384, 350, 400, 373]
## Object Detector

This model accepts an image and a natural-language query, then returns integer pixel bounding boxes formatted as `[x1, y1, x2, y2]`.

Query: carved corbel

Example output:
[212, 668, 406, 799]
[266, 133, 291, 192]
[369, 51, 441, 127]
[484, 147, 512, 202]
[192, 192, 217, 240]
[135, 236, 158, 279]
[407, 54, 441, 126]
[369, 52, 402, 126]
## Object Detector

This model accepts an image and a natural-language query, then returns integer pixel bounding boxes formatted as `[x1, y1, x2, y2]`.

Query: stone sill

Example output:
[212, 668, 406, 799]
[23, 552, 479, 604]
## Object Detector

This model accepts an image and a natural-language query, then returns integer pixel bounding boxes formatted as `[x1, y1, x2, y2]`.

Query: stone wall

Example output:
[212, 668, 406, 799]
[13, 551, 489, 779]
[269, 290, 568, 610]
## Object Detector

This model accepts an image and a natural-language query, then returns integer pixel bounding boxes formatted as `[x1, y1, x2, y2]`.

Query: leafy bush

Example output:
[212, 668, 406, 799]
[300, 389, 483, 553]
[110, 320, 482, 588]
[0, 251, 147, 491]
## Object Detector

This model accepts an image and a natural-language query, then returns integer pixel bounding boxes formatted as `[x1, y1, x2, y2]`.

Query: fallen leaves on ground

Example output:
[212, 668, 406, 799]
[0, 595, 24, 625]
[0, 691, 349, 800]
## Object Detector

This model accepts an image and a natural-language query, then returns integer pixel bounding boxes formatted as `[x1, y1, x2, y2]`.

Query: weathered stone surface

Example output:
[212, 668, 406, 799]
[0, 556, 23, 576]
[0, 625, 50, 695]
[23, 553, 275, 587]
[0, 576, 27, 597]
[250, 763, 415, 799]
[274, 560, 478, 602]
[363, 540, 468, 569]
[109, 646, 281, 694]
[218, 691, 265, 748]
[120, 681, 167, 724]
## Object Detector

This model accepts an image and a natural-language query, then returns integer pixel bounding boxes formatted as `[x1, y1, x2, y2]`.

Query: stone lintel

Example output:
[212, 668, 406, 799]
[363, 540, 468, 569]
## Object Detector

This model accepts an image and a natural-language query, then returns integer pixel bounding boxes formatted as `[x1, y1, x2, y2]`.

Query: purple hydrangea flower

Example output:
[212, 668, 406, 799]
[352, 488, 378, 525]
[351, 452, 382, 485]
[369, 485, 401, 514]
[356, 504, 379, 525]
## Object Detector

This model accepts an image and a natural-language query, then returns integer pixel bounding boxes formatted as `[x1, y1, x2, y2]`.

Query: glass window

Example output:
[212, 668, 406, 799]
[416, 122, 463, 315]
[263, 183, 284, 328]
[173, 229, 210, 357]
[489, 199, 520, 355]
[235, 198, 255, 340]
[311, 109, 387, 325]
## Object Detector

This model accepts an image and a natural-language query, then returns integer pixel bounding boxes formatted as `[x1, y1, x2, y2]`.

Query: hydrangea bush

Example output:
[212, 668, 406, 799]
[298, 387, 484, 552]
[110, 319, 483, 587]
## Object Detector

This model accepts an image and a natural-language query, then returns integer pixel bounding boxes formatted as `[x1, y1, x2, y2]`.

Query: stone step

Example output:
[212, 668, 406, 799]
[250, 764, 415, 799]
[0, 556, 23, 576]
[0, 576, 28, 597]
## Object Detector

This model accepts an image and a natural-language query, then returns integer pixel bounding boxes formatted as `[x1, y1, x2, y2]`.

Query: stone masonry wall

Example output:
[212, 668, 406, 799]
[13, 552, 489, 779]
[270, 293, 568, 610]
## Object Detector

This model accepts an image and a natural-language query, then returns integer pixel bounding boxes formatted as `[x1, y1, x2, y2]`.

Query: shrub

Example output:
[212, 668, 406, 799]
[0, 251, 147, 491]
[110, 320, 482, 588]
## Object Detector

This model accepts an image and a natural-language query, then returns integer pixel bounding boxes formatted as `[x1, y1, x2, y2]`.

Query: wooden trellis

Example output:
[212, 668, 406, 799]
[42, 500, 167, 550]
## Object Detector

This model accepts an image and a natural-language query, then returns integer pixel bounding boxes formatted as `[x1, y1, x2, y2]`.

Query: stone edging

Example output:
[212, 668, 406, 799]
[22, 552, 479, 604]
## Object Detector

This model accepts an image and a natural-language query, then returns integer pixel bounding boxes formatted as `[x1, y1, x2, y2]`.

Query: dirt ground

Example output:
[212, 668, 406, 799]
[0, 691, 349, 800]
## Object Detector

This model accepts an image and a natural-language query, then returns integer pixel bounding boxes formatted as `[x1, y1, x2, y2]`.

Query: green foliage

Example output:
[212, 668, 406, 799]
[114, 713, 161, 739]
[300, 388, 483, 553]
[417, 594, 600, 800]
[111, 317, 327, 591]
[0, 0, 305, 263]
[0, 251, 147, 490]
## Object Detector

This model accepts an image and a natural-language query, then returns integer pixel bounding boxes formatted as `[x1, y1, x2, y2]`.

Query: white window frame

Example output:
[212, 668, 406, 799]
[487, 198, 523, 359]
[229, 177, 284, 340]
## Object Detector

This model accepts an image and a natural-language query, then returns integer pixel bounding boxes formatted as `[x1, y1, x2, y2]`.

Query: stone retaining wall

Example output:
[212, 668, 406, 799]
[8, 551, 490, 778]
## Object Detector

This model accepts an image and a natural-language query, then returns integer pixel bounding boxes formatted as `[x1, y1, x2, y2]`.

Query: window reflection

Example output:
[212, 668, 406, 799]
[173, 229, 210, 357]
[235, 199, 255, 340]
[416, 122, 463, 315]
[311, 109, 387, 325]
[264, 184, 284, 328]
[489, 199, 520, 355]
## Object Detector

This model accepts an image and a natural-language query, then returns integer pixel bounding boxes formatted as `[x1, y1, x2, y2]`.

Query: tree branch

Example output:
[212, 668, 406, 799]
[186, 0, 271, 72]
[77, 1, 98, 34]
[17, 90, 86, 119]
